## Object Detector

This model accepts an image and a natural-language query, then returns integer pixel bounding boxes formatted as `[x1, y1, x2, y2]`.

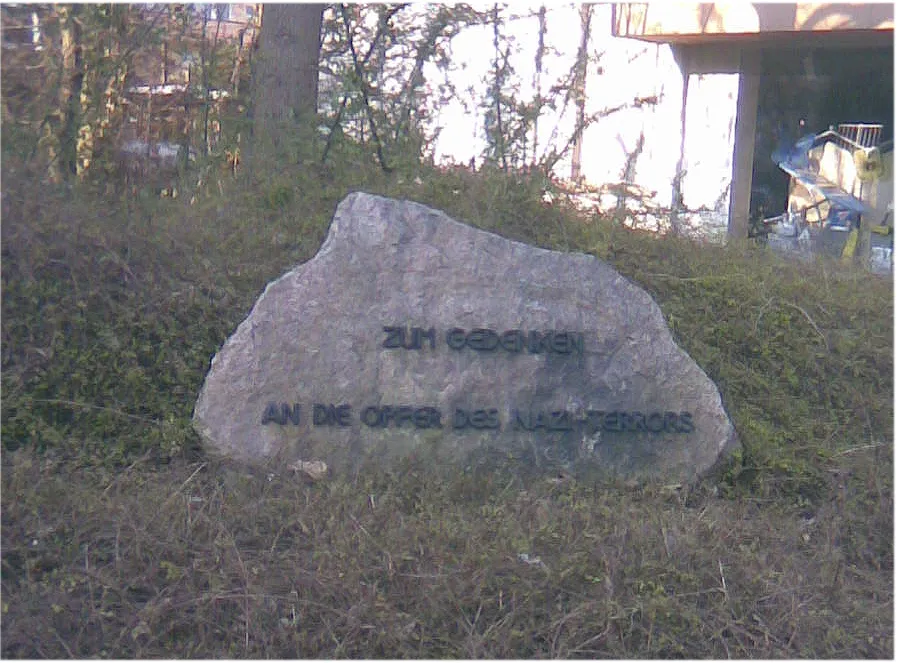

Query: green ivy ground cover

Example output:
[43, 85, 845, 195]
[2, 155, 892, 657]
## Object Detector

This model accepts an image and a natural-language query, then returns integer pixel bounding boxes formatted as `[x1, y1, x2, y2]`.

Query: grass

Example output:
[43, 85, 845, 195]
[1, 140, 893, 657]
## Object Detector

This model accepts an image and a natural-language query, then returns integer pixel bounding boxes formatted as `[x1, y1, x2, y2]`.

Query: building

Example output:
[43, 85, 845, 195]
[611, 2, 894, 238]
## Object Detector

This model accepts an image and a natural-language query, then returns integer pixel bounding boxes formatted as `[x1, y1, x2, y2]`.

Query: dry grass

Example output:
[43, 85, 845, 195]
[2, 448, 890, 658]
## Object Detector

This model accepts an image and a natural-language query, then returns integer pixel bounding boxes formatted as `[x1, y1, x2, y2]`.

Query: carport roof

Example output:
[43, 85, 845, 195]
[612, 3, 894, 46]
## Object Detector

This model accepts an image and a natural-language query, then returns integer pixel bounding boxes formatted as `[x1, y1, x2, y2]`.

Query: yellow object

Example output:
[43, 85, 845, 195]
[841, 228, 859, 259]
[854, 148, 883, 182]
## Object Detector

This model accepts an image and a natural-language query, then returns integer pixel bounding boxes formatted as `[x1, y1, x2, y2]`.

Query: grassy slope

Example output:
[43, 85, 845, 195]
[1, 149, 892, 657]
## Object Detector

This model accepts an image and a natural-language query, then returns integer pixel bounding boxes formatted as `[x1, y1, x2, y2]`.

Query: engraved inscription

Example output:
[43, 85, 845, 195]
[261, 402, 301, 426]
[384, 324, 584, 355]
[260, 325, 693, 437]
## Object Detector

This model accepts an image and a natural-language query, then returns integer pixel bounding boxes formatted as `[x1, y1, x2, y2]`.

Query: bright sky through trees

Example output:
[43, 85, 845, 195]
[425, 2, 582, 168]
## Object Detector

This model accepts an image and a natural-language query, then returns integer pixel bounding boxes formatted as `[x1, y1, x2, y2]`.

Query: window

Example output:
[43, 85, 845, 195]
[185, 4, 230, 21]
[208, 4, 230, 21]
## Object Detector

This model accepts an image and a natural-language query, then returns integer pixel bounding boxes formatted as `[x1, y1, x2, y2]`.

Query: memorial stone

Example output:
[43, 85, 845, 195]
[193, 192, 738, 482]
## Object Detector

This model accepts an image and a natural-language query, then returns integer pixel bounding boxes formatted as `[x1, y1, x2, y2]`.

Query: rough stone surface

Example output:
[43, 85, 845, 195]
[194, 192, 738, 482]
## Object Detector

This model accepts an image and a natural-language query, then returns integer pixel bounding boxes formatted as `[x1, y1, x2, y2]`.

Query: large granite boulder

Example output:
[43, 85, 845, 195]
[194, 193, 738, 482]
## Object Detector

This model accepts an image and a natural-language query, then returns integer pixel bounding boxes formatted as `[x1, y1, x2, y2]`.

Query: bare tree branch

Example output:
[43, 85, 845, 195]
[323, 4, 407, 164]
[338, 4, 392, 172]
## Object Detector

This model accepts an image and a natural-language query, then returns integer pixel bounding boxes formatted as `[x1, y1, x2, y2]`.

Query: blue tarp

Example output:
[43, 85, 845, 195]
[772, 133, 872, 216]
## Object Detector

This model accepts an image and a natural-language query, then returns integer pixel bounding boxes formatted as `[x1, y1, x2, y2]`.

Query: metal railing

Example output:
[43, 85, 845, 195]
[835, 123, 883, 149]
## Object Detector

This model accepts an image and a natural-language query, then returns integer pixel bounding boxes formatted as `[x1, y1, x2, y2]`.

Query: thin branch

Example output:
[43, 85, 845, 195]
[491, 4, 507, 171]
[835, 442, 887, 456]
[541, 101, 629, 173]
[645, 272, 748, 283]
[102, 450, 154, 495]
[323, 5, 404, 164]
[338, 4, 392, 173]
[754, 297, 829, 350]
[392, 6, 449, 143]
[159, 462, 208, 511]
[30, 398, 163, 425]
[753, 295, 776, 334]
[781, 300, 829, 350]
[321, 94, 349, 163]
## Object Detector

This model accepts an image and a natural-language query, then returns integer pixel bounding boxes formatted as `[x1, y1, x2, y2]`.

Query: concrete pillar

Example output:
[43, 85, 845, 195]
[728, 49, 761, 238]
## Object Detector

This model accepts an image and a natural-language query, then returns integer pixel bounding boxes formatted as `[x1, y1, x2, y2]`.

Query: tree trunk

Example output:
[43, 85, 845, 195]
[570, 3, 591, 182]
[251, 3, 324, 152]
[58, 4, 83, 181]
